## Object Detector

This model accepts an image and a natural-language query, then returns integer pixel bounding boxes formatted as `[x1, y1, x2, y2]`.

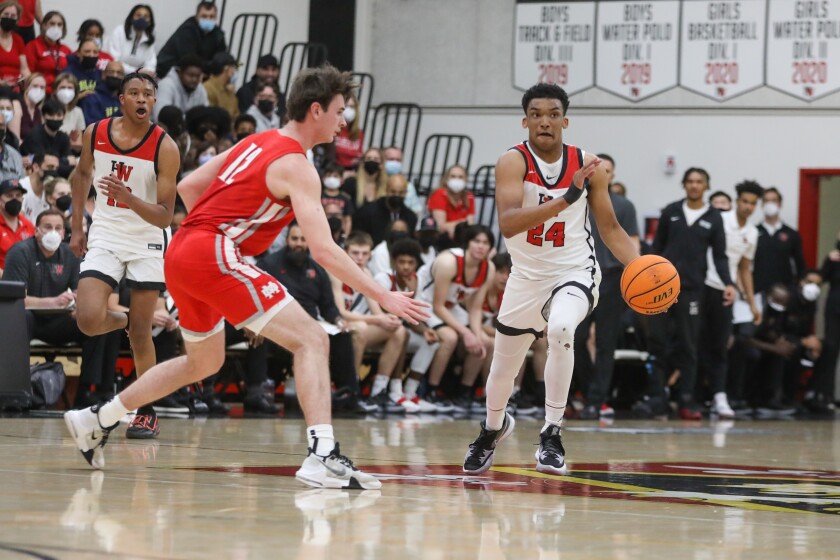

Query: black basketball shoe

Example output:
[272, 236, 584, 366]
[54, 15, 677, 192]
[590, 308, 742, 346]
[535, 424, 568, 475]
[126, 406, 160, 439]
[463, 412, 515, 474]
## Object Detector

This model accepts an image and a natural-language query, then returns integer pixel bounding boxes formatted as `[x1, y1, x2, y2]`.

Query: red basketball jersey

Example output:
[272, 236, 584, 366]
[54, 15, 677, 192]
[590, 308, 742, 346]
[182, 130, 301, 256]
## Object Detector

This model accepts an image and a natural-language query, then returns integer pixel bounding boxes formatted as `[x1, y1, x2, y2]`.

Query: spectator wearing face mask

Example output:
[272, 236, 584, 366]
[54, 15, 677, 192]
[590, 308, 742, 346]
[24, 11, 70, 93]
[21, 98, 73, 177]
[20, 150, 58, 221]
[320, 164, 354, 236]
[0, 0, 30, 86]
[64, 38, 102, 100]
[754, 187, 806, 297]
[78, 60, 124, 125]
[334, 93, 363, 170]
[156, 1, 226, 79]
[0, 109, 24, 183]
[352, 173, 417, 246]
[0, 178, 35, 274]
[44, 176, 71, 217]
[427, 164, 475, 244]
[233, 113, 256, 143]
[382, 145, 422, 214]
[75, 19, 114, 72]
[154, 54, 207, 121]
[104, 5, 157, 75]
[709, 190, 732, 212]
[246, 83, 280, 132]
[342, 147, 387, 210]
[51, 73, 84, 153]
[20, 73, 46, 143]
[236, 54, 284, 118]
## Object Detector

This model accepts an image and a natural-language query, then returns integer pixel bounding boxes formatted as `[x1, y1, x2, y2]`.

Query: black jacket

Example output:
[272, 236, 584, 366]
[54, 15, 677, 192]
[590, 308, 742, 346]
[156, 17, 226, 79]
[653, 199, 732, 292]
[821, 255, 840, 313]
[21, 125, 72, 178]
[353, 198, 418, 246]
[753, 223, 806, 293]
[3, 237, 79, 297]
[258, 248, 341, 324]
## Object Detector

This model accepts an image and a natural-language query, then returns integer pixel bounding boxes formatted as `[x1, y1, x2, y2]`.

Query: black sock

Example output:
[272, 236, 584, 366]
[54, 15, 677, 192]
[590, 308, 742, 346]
[534, 381, 546, 404]
[138, 404, 155, 415]
[459, 383, 472, 397]
[428, 384, 440, 397]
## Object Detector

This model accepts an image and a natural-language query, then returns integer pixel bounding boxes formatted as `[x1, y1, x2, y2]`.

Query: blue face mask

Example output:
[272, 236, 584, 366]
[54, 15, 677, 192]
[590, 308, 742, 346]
[384, 160, 402, 176]
[198, 19, 216, 32]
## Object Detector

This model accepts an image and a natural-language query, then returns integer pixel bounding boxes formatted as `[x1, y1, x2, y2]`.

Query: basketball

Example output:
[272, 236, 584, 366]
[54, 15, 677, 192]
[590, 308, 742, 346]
[620, 255, 680, 315]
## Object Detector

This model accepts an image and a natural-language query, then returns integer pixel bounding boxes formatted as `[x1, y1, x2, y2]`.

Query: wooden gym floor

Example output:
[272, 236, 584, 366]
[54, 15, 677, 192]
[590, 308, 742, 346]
[0, 415, 838, 559]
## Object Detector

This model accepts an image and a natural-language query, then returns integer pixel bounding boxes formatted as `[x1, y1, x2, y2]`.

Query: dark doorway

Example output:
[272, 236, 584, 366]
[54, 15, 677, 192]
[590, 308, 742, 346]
[309, 0, 356, 71]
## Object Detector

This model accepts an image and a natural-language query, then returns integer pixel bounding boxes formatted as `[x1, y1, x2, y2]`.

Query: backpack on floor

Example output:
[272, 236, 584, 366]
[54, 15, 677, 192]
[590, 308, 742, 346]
[30, 362, 66, 409]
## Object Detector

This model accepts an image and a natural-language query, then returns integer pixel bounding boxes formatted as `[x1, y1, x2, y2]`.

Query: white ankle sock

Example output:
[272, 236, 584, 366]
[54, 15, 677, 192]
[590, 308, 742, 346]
[98, 396, 129, 426]
[388, 378, 403, 398]
[371, 375, 390, 396]
[307, 424, 335, 456]
[542, 420, 562, 433]
[404, 378, 420, 399]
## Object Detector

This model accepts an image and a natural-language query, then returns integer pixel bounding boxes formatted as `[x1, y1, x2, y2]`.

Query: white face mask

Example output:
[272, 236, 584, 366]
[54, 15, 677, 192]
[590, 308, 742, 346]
[768, 300, 786, 313]
[45, 26, 63, 42]
[763, 201, 780, 218]
[56, 87, 75, 105]
[447, 178, 466, 193]
[40, 229, 62, 252]
[801, 282, 820, 302]
[27, 87, 46, 104]
[343, 106, 356, 124]
[1, 109, 13, 124]
[323, 176, 341, 190]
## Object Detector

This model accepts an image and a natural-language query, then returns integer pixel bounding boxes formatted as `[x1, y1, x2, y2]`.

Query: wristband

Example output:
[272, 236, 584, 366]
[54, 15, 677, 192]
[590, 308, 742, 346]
[563, 179, 587, 205]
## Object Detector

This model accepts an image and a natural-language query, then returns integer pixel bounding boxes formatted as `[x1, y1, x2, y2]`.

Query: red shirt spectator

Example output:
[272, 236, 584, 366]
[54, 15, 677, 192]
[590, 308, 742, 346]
[428, 186, 475, 222]
[17, 0, 37, 29]
[0, 30, 26, 85]
[0, 178, 35, 272]
[25, 38, 70, 94]
[334, 126, 364, 169]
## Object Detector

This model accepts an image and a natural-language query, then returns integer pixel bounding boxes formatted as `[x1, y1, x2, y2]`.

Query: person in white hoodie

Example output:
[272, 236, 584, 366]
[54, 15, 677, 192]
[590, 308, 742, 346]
[105, 5, 158, 75]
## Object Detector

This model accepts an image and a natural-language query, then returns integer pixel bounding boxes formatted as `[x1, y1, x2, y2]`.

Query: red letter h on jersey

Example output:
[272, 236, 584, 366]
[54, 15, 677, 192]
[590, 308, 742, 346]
[111, 161, 134, 182]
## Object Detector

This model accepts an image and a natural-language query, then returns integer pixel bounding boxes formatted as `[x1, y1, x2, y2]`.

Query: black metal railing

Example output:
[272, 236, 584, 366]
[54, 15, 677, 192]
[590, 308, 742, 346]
[350, 71, 374, 136]
[228, 13, 279, 90]
[278, 42, 329, 94]
[366, 103, 422, 178]
[414, 134, 473, 195]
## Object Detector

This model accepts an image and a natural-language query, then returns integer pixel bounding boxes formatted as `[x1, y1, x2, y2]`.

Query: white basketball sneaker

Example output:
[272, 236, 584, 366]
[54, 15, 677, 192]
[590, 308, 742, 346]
[295, 443, 382, 490]
[64, 405, 119, 469]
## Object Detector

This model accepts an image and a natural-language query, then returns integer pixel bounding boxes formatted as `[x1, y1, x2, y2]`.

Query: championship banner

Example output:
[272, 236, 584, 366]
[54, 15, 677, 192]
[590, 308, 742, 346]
[679, 0, 767, 100]
[766, 0, 840, 100]
[513, 1, 597, 94]
[595, 1, 681, 101]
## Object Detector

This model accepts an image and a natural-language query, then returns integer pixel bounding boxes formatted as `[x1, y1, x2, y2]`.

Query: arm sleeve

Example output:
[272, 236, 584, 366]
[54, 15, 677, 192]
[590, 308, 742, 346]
[711, 216, 734, 286]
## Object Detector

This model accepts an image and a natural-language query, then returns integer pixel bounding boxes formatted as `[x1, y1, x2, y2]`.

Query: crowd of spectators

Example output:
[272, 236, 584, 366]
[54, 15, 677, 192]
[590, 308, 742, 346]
[0, 0, 837, 420]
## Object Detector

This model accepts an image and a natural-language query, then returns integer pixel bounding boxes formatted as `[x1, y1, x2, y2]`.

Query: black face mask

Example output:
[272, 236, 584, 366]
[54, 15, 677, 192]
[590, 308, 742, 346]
[104, 76, 122, 92]
[45, 119, 63, 132]
[81, 56, 98, 71]
[388, 231, 409, 245]
[0, 18, 16, 32]
[182, 83, 197, 94]
[55, 194, 72, 212]
[132, 18, 150, 31]
[327, 216, 343, 236]
[386, 195, 404, 210]
[363, 161, 380, 175]
[287, 248, 309, 268]
[257, 99, 274, 115]
[236, 131, 252, 142]
[42, 169, 59, 179]
[4, 198, 21, 216]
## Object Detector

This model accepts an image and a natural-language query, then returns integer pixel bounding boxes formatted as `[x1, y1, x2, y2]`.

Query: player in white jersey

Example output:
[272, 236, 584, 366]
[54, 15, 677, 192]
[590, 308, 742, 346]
[69, 72, 181, 439]
[463, 83, 639, 475]
[330, 231, 409, 413]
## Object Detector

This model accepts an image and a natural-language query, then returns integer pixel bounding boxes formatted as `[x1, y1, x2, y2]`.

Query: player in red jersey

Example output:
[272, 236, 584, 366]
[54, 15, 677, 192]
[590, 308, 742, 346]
[65, 66, 429, 490]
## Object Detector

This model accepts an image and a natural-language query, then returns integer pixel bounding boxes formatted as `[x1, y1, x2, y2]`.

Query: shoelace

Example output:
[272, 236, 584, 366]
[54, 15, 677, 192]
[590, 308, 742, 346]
[540, 432, 565, 457]
[327, 444, 357, 471]
[468, 427, 498, 455]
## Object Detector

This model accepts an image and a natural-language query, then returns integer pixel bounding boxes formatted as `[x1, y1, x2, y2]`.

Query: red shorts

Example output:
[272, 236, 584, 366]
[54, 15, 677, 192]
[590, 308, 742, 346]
[165, 227, 294, 341]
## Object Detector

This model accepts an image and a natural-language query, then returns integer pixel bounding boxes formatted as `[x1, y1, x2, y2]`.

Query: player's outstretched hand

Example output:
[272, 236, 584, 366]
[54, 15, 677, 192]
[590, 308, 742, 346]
[377, 291, 430, 325]
[69, 227, 87, 258]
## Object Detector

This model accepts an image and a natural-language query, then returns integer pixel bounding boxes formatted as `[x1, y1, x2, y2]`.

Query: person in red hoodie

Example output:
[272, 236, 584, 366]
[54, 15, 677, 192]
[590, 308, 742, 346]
[24, 11, 69, 94]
